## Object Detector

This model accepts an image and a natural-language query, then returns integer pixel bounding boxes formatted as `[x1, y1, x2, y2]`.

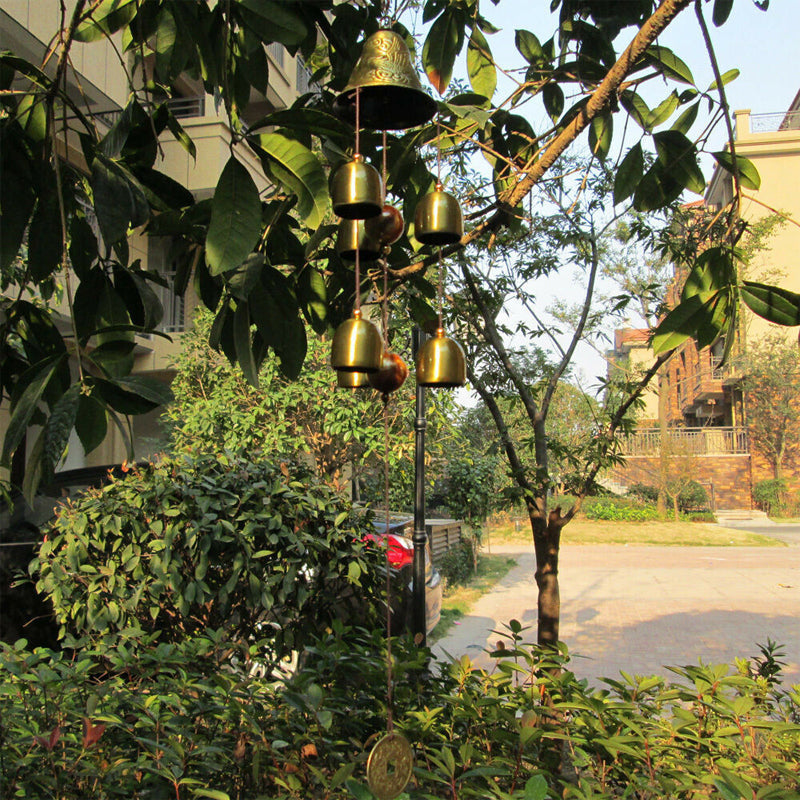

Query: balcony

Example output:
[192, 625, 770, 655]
[618, 427, 749, 457]
[693, 354, 726, 402]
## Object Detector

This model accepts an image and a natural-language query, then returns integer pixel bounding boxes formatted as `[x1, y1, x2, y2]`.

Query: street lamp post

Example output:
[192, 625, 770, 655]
[411, 327, 427, 644]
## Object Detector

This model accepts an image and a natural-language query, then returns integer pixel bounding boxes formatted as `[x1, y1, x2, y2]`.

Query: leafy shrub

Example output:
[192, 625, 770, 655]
[683, 510, 716, 522]
[754, 478, 789, 515]
[627, 482, 659, 503]
[437, 540, 476, 587]
[31, 453, 384, 660]
[677, 479, 708, 511]
[582, 496, 660, 521]
[2, 626, 799, 799]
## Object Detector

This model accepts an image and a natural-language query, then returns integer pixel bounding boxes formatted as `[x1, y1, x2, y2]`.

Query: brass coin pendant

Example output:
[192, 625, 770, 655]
[366, 733, 414, 800]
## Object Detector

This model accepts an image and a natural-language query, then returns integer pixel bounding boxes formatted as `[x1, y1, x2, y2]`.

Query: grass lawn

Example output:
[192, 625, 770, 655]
[484, 518, 787, 548]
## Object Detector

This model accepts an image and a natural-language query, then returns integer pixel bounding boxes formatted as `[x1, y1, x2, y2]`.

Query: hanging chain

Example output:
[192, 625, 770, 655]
[435, 115, 441, 183]
[437, 248, 444, 329]
[354, 87, 361, 313]
[383, 395, 394, 732]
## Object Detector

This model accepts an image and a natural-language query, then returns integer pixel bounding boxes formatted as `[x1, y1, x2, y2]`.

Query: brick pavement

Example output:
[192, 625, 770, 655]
[433, 542, 800, 686]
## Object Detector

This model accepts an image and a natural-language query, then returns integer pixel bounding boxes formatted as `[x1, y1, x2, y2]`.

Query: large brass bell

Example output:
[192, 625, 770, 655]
[414, 183, 463, 245]
[337, 370, 371, 389]
[415, 327, 466, 388]
[331, 309, 383, 373]
[336, 218, 382, 263]
[331, 154, 383, 219]
[335, 30, 437, 130]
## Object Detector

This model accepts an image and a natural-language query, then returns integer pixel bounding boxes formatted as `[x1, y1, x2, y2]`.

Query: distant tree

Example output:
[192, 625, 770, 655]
[737, 335, 800, 482]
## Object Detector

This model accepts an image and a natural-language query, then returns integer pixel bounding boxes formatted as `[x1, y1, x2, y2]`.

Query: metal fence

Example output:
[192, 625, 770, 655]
[749, 110, 800, 133]
[619, 427, 749, 456]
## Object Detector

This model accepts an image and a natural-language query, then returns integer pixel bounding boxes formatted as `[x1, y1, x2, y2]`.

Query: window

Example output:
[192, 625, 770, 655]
[268, 42, 284, 68]
[147, 238, 185, 333]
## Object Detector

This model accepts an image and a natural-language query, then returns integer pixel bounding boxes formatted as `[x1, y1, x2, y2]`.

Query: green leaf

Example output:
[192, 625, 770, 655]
[234, 300, 258, 388]
[708, 68, 739, 91]
[75, 393, 108, 454]
[712, 151, 761, 190]
[467, 27, 496, 100]
[43, 384, 81, 470]
[22, 428, 47, 506]
[1, 356, 65, 466]
[28, 185, 63, 282]
[613, 143, 643, 205]
[165, 111, 197, 161]
[256, 133, 328, 229]
[90, 155, 149, 245]
[644, 45, 695, 85]
[515, 29, 543, 64]
[524, 775, 550, 800]
[74, 0, 137, 43]
[712, 0, 734, 26]
[248, 108, 352, 141]
[206, 156, 262, 276]
[652, 293, 722, 354]
[646, 91, 679, 129]
[654, 130, 705, 195]
[542, 83, 564, 122]
[16, 93, 47, 141]
[619, 90, 651, 131]
[632, 161, 683, 212]
[95, 376, 173, 415]
[0, 128, 36, 269]
[741, 281, 800, 326]
[588, 113, 612, 160]
[423, 8, 464, 95]
[672, 101, 699, 135]
[238, 0, 308, 47]
[154, 5, 177, 81]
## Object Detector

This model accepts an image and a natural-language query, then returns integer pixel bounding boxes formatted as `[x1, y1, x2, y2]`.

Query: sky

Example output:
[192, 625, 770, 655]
[433, 0, 800, 394]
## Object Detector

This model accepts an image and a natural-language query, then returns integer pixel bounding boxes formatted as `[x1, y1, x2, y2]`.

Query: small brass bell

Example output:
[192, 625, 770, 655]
[414, 183, 463, 246]
[335, 30, 437, 130]
[415, 327, 466, 388]
[331, 309, 383, 373]
[331, 154, 383, 219]
[338, 370, 371, 389]
[336, 218, 382, 263]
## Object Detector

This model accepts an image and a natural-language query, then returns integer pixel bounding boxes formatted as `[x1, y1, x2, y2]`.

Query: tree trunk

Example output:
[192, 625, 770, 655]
[530, 504, 564, 646]
[673, 496, 679, 522]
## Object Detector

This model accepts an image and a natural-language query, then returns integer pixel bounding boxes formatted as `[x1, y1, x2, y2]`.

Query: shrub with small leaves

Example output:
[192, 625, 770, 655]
[31, 453, 384, 661]
[582, 496, 660, 521]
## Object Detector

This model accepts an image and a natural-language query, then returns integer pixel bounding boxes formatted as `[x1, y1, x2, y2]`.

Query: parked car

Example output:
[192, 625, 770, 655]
[368, 516, 442, 635]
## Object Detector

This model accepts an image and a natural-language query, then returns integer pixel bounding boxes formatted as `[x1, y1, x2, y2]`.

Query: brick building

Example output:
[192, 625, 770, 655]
[610, 94, 800, 512]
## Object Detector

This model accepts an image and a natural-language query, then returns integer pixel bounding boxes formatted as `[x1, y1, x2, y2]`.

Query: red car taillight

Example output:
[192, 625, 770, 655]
[386, 534, 413, 570]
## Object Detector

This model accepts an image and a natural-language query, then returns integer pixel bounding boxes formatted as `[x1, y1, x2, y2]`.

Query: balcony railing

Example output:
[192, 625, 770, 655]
[619, 427, 749, 456]
[749, 110, 800, 133]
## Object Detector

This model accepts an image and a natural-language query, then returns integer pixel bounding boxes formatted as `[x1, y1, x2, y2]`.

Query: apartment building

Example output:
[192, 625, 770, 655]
[611, 92, 800, 511]
[0, 1, 312, 473]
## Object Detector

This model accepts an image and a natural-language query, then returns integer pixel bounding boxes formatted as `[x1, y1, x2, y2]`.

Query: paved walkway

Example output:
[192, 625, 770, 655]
[434, 535, 800, 687]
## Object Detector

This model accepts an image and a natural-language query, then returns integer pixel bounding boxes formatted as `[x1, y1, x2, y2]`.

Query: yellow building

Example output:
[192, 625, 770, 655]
[613, 93, 800, 512]
[0, 1, 310, 473]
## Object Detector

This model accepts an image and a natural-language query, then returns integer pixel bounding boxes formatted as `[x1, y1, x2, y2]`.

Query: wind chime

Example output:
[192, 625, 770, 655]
[328, 25, 465, 800]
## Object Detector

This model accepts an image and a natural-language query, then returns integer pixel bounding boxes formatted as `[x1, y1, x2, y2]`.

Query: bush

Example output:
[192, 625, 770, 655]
[1, 627, 798, 799]
[582, 496, 660, 521]
[627, 482, 659, 503]
[31, 453, 384, 661]
[753, 478, 789, 515]
[677, 479, 708, 511]
[437, 539, 476, 587]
